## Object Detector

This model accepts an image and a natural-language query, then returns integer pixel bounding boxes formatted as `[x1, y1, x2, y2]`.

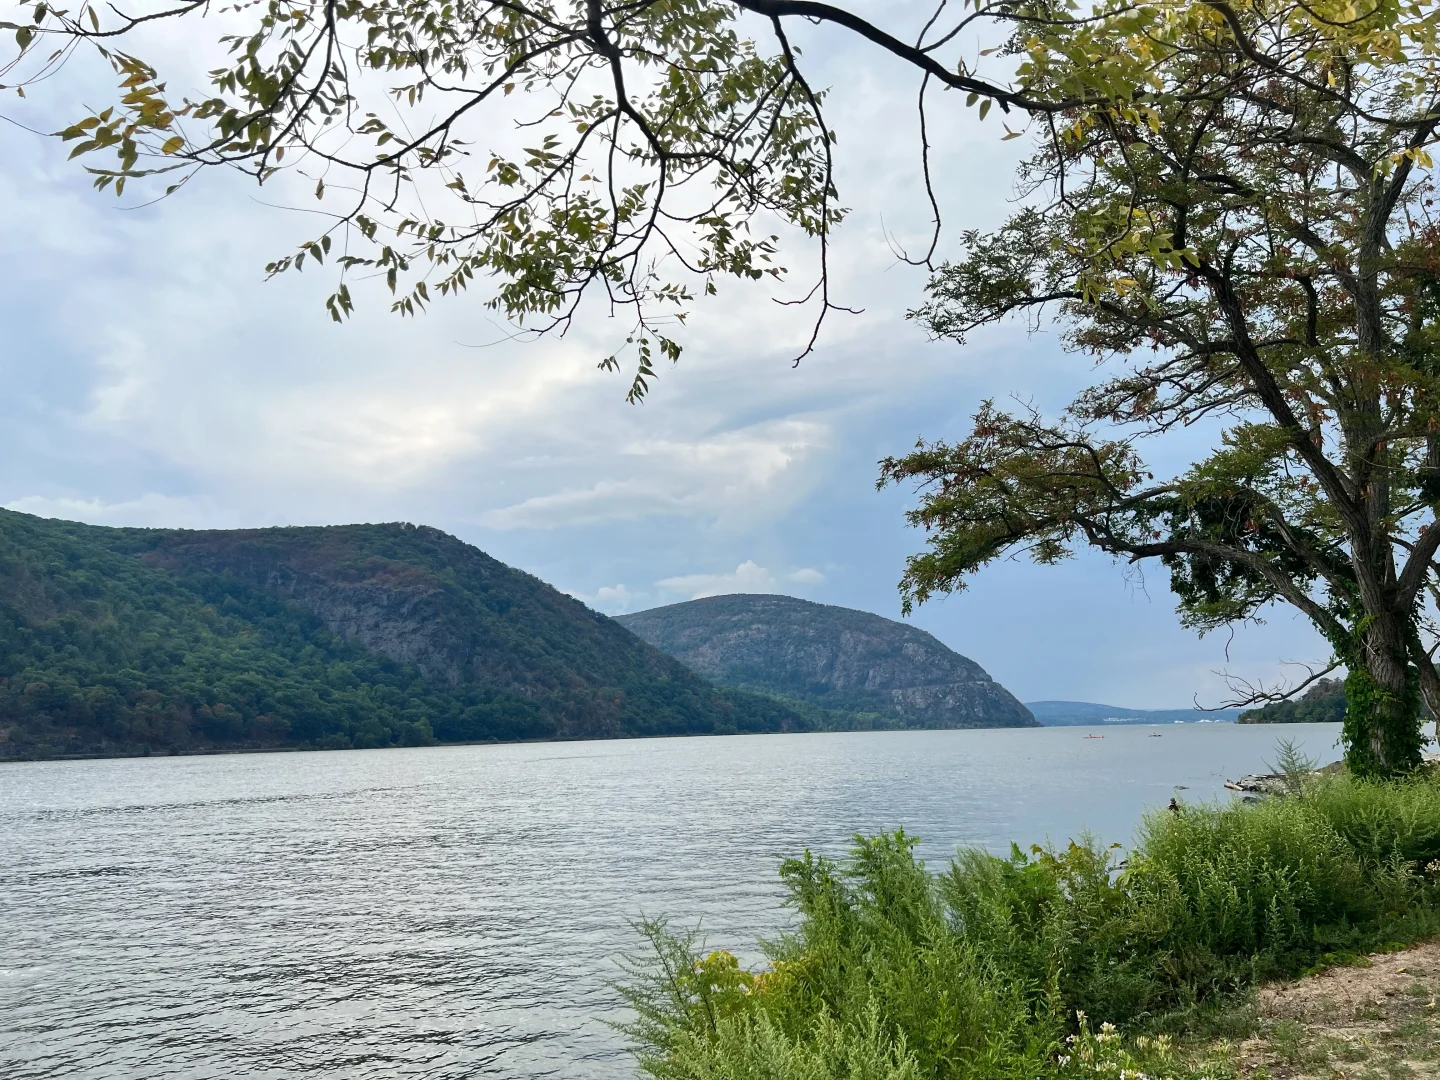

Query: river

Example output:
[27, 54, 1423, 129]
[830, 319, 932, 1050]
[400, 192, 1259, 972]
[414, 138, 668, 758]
[1, 722, 1344, 1079]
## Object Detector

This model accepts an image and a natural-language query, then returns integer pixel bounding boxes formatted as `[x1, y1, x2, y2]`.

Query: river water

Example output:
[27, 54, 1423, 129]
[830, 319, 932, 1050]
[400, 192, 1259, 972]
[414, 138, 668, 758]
[1, 722, 1345, 1079]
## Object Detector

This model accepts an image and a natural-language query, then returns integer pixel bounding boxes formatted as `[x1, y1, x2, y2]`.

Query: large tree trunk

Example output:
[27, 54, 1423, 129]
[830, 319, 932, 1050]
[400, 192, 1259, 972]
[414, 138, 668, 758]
[1343, 616, 1425, 777]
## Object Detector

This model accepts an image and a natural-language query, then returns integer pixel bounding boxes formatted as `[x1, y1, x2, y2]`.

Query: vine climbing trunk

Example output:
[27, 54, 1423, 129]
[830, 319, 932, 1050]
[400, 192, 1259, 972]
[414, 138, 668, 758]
[1343, 616, 1425, 777]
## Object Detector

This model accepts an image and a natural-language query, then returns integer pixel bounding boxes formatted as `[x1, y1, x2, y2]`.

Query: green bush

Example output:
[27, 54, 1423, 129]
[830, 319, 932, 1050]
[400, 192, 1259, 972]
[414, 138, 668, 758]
[621, 775, 1440, 1080]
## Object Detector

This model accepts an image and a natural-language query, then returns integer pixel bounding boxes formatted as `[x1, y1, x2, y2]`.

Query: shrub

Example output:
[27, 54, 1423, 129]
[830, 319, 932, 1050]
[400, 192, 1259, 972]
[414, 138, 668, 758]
[621, 775, 1440, 1080]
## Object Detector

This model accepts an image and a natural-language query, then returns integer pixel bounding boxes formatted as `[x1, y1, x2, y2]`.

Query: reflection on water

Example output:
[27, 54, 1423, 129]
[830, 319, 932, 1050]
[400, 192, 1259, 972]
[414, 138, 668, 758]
[0, 723, 1342, 1078]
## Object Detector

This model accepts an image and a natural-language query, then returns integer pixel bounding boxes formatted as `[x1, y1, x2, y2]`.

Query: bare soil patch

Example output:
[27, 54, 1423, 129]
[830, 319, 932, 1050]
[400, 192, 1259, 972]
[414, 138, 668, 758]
[1224, 942, 1440, 1079]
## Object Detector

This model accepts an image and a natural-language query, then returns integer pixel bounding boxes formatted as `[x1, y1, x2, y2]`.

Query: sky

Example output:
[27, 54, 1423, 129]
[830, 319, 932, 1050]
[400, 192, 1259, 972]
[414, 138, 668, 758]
[0, 2, 1333, 708]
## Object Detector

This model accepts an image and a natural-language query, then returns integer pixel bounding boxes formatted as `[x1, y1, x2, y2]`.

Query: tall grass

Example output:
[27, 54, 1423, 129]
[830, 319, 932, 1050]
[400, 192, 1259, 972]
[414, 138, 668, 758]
[620, 774, 1440, 1080]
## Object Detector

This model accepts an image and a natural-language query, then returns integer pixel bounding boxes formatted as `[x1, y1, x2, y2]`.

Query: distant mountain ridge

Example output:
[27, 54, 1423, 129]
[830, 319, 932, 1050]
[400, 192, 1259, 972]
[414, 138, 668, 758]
[617, 594, 1036, 729]
[0, 511, 810, 759]
[1027, 700, 1241, 725]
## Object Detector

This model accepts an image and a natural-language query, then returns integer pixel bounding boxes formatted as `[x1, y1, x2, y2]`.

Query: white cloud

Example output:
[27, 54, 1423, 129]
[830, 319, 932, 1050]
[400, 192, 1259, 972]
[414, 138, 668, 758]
[4, 493, 245, 530]
[484, 480, 687, 530]
[0, 7, 1336, 705]
[566, 583, 643, 614]
[83, 332, 152, 427]
[481, 418, 832, 530]
[657, 560, 826, 600]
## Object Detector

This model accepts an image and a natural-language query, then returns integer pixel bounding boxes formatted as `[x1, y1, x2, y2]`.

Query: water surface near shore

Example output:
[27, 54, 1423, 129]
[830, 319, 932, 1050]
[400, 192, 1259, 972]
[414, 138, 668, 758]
[1, 723, 1343, 1079]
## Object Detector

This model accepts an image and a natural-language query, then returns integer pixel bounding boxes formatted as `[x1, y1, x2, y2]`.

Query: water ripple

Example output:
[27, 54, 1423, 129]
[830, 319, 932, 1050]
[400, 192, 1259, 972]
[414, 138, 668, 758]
[0, 725, 1340, 1079]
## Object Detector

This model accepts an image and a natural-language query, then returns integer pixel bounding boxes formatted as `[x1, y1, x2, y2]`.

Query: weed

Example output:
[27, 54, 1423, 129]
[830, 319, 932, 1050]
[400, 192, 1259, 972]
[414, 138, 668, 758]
[621, 773, 1440, 1080]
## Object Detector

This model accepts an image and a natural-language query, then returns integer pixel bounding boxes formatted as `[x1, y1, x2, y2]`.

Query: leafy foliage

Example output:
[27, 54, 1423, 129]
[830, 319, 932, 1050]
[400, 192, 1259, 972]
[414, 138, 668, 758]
[0, 509, 809, 758]
[15, 0, 1433, 393]
[623, 775, 1440, 1079]
[1, 0, 872, 396]
[1238, 679, 1346, 724]
[880, 0, 1440, 774]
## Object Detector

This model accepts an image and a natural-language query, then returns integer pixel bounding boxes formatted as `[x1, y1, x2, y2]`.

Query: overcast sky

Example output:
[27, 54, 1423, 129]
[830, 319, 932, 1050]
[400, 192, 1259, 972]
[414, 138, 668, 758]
[0, 2, 1332, 707]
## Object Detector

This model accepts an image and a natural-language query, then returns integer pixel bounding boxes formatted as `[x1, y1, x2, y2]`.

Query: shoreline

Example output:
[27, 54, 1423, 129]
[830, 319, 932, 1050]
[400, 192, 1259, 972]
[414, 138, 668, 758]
[0, 718, 1342, 767]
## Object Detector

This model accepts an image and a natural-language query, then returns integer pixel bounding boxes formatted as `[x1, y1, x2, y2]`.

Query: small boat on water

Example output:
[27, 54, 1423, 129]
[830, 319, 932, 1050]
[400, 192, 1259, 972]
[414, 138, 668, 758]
[1084, 734, 1105, 740]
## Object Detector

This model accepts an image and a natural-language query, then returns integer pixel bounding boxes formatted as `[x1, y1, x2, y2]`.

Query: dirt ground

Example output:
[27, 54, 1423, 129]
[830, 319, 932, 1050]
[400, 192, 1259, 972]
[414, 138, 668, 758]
[1223, 942, 1440, 1079]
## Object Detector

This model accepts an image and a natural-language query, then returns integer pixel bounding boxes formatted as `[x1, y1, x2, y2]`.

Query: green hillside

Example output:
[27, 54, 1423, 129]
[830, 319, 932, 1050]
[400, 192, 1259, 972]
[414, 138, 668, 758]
[1238, 678, 1347, 724]
[0, 511, 809, 759]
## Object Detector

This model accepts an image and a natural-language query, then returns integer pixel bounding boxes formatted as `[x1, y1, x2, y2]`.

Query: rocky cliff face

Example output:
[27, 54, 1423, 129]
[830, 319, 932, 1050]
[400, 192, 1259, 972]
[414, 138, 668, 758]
[619, 594, 1036, 728]
[143, 523, 696, 699]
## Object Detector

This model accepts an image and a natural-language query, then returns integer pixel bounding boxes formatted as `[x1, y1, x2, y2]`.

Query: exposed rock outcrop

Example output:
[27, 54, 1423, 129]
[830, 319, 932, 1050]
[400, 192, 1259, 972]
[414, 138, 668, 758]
[619, 593, 1036, 729]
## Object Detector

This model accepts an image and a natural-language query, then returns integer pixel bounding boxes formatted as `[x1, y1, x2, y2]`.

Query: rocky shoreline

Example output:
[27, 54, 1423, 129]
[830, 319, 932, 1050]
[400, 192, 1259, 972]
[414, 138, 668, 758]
[1226, 753, 1440, 795]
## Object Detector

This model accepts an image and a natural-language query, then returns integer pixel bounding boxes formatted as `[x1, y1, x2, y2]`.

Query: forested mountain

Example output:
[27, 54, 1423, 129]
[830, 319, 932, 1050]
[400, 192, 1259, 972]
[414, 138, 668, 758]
[0, 512, 808, 759]
[618, 594, 1035, 728]
[1238, 679, 1347, 725]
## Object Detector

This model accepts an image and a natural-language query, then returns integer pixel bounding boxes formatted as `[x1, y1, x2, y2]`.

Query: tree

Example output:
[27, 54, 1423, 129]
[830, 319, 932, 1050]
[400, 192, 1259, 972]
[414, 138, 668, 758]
[4, 0, 1440, 772]
[0, 0, 1084, 400]
[878, 3, 1440, 775]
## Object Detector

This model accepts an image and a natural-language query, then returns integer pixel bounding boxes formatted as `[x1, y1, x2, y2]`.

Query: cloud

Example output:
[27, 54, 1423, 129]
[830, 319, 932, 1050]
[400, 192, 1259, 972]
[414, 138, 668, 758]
[656, 560, 826, 600]
[561, 567, 825, 613]
[0, 9, 1336, 706]
[484, 480, 686, 530]
[565, 583, 643, 614]
[480, 418, 832, 530]
[4, 493, 245, 530]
